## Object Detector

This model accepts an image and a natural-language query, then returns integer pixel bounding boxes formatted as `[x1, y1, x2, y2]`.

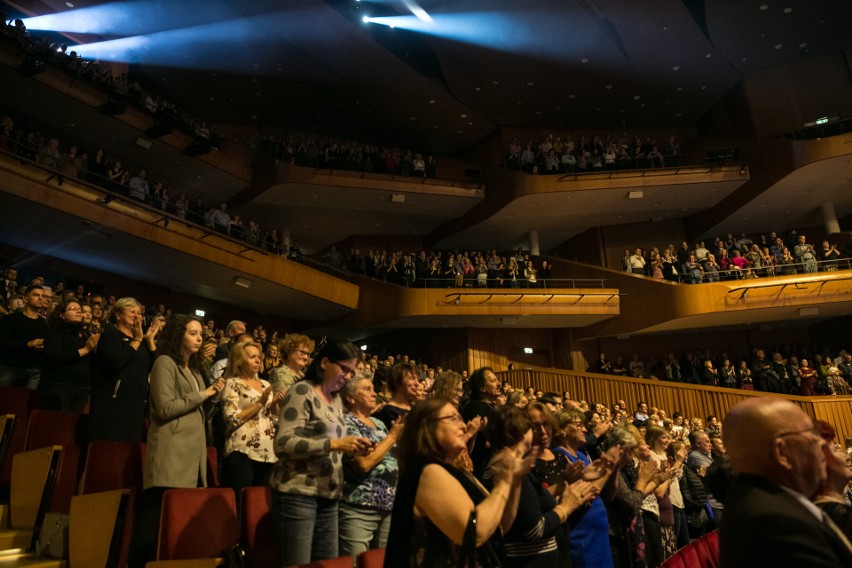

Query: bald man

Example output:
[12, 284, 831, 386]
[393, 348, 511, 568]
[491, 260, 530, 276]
[720, 397, 852, 566]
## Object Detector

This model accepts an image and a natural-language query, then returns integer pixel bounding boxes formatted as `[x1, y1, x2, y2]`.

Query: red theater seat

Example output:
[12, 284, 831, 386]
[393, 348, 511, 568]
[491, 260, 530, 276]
[241, 486, 275, 568]
[156, 488, 239, 561]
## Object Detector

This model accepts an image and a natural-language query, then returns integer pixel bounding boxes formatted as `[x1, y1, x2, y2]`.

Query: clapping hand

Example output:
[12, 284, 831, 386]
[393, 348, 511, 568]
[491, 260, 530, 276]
[562, 480, 599, 510]
[559, 461, 585, 484]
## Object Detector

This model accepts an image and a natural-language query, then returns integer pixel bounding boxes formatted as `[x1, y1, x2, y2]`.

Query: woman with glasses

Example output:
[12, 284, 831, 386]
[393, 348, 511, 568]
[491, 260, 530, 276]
[490, 405, 598, 567]
[269, 333, 314, 394]
[39, 298, 101, 412]
[385, 398, 529, 567]
[270, 340, 373, 566]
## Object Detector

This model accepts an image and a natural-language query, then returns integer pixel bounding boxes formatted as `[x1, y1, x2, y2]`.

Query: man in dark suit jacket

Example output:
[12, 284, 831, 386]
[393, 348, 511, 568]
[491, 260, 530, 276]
[720, 397, 852, 566]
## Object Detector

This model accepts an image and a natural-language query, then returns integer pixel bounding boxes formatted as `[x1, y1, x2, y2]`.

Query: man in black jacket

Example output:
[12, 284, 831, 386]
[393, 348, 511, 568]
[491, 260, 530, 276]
[720, 397, 852, 566]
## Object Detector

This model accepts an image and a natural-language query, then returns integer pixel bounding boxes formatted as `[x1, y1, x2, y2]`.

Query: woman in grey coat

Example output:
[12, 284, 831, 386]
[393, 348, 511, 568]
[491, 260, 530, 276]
[128, 314, 225, 568]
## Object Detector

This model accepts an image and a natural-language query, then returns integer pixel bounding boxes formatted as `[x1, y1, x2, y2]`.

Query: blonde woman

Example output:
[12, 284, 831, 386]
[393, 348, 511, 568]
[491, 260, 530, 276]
[220, 341, 284, 498]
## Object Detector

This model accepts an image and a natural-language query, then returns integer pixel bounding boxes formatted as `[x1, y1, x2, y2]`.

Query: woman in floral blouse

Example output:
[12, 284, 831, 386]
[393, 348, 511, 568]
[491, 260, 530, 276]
[338, 375, 404, 562]
[220, 341, 284, 500]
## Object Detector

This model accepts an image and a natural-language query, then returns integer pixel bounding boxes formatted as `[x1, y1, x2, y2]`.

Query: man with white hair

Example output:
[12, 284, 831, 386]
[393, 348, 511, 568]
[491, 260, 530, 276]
[720, 397, 852, 566]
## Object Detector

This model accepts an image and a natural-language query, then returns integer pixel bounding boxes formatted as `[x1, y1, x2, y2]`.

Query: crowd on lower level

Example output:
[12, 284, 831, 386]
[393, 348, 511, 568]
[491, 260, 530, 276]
[1, 266, 850, 567]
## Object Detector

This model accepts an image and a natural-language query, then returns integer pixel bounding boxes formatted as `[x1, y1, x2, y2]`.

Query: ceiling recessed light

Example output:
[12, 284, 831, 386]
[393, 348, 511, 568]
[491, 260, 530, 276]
[784, 7, 793, 14]
[65, 2, 74, 7]
[581, 58, 589, 63]
[705, 53, 712, 58]
[605, 84, 613, 89]
[526, 81, 534, 86]
[672, 65, 680, 71]
[799, 42, 808, 48]
[633, 95, 641, 100]
[759, 4, 768, 11]
[460, 114, 467, 118]
[775, 44, 783, 49]
[569, 94, 576, 99]
[428, 99, 435, 104]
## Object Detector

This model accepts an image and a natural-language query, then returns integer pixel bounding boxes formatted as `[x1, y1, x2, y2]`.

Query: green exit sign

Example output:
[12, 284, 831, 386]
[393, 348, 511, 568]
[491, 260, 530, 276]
[815, 117, 829, 125]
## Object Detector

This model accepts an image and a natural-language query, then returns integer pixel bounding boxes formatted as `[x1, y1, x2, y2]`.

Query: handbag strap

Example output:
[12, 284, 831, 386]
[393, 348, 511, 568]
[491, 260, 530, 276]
[457, 509, 478, 568]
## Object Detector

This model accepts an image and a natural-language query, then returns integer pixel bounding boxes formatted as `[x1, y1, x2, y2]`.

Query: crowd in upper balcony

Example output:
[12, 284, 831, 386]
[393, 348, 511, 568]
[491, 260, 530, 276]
[255, 134, 439, 179]
[623, 229, 852, 283]
[322, 246, 555, 288]
[1, 16, 449, 183]
[506, 132, 682, 174]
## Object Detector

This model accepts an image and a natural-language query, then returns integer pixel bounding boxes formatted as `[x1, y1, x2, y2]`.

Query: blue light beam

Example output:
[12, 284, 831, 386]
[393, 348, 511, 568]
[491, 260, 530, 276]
[23, 1, 246, 36]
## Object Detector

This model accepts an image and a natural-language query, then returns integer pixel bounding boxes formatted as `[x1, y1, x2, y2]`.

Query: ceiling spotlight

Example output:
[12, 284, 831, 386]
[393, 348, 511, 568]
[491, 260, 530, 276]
[362, 16, 370, 23]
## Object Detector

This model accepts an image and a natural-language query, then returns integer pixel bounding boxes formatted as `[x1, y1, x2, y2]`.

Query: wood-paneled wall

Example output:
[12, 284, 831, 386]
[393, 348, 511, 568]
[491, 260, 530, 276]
[500, 368, 852, 448]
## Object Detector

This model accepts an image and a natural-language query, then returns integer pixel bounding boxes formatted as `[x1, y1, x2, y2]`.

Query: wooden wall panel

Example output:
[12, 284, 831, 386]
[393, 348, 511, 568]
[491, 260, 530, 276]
[499, 369, 852, 448]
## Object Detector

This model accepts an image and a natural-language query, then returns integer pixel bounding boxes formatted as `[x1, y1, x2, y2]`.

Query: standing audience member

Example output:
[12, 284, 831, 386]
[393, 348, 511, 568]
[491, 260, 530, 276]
[39, 297, 100, 411]
[720, 398, 852, 566]
[338, 375, 404, 562]
[269, 333, 314, 394]
[88, 297, 160, 443]
[220, 342, 283, 502]
[0, 285, 47, 388]
[129, 314, 225, 568]
[384, 398, 530, 567]
[489, 405, 598, 568]
[462, 367, 503, 478]
[372, 362, 419, 430]
[270, 341, 372, 566]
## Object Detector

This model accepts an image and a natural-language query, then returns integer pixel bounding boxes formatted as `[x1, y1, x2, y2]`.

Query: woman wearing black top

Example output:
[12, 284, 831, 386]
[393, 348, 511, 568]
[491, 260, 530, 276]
[39, 297, 101, 412]
[462, 367, 502, 479]
[88, 297, 161, 443]
[372, 362, 419, 430]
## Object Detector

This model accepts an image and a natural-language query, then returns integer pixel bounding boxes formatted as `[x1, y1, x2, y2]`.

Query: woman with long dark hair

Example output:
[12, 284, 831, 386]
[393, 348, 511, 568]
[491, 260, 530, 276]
[270, 340, 373, 566]
[39, 297, 100, 412]
[130, 314, 225, 568]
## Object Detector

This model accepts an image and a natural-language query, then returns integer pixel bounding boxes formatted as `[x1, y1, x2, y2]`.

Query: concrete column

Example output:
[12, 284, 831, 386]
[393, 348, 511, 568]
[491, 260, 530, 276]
[529, 230, 540, 256]
[821, 203, 841, 235]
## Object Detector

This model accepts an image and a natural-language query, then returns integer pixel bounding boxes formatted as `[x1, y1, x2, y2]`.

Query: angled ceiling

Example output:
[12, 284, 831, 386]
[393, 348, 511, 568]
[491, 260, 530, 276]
[4, 0, 852, 154]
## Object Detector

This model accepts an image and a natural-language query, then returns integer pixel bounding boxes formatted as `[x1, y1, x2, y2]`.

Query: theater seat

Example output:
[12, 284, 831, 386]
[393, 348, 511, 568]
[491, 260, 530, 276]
[357, 548, 385, 568]
[0, 446, 62, 552]
[79, 441, 144, 495]
[286, 558, 353, 568]
[24, 410, 85, 451]
[156, 488, 239, 562]
[694, 529, 719, 567]
[240, 486, 275, 568]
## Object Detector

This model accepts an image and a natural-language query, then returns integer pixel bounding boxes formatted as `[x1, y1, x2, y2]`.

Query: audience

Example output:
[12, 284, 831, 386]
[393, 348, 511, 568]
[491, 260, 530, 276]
[1, 265, 851, 567]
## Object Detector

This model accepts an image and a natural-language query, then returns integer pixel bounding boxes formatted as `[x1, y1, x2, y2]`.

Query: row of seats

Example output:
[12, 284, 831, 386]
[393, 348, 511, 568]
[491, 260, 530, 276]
[0, 386, 389, 567]
[660, 530, 719, 568]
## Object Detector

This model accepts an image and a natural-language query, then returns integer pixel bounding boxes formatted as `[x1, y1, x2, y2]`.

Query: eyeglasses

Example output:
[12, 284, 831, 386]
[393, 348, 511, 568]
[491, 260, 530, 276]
[335, 361, 356, 377]
[64, 306, 81, 312]
[568, 420, 585, 428]
[775, 426, 821, 441]
[436, 413, 464, 424]
[296, 349, 311, 357]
